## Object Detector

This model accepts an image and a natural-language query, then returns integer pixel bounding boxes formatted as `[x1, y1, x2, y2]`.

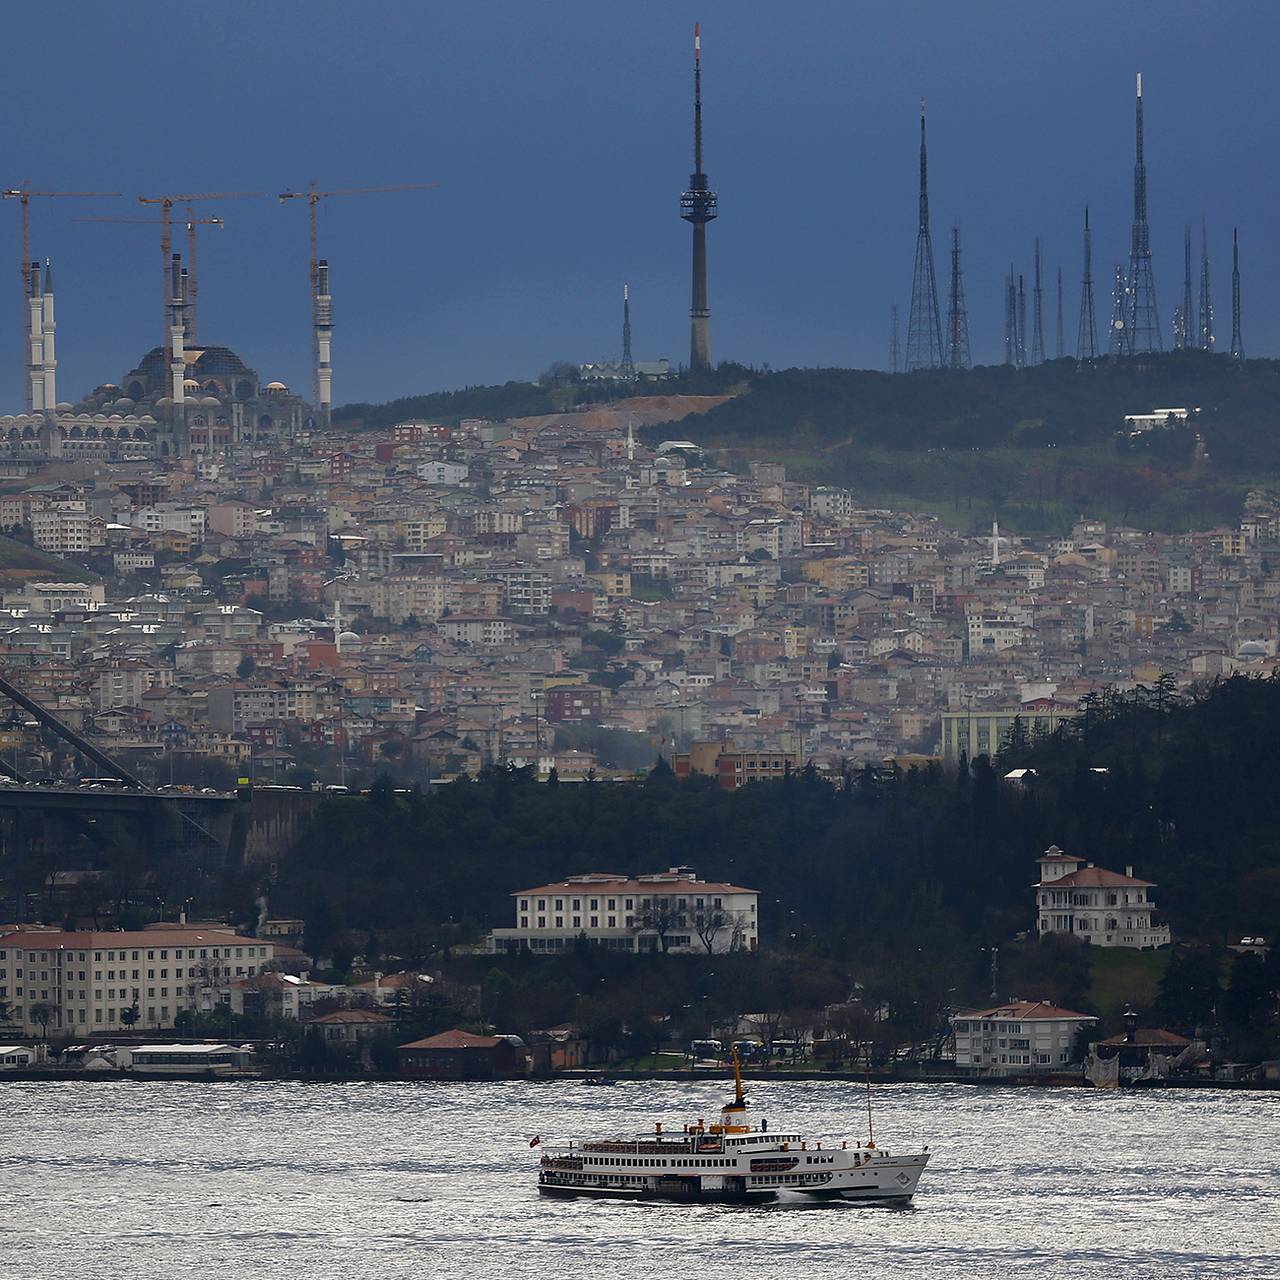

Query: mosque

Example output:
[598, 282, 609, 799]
[1, 254, 315, 462]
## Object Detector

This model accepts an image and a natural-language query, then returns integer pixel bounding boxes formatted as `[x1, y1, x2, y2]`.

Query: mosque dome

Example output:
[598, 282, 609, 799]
[154, 396, 173, 408]
[55, 402, 74, 413]
[138, 414, 156, 424]
[265, 380, 287, 392]
[113, 397, 135, 410]
[336, 630, 362, 651]
[200, 395, 221, 406]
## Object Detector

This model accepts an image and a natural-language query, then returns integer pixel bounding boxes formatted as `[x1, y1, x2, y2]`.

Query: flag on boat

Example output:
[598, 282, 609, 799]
[529, 1135, 541, 1147]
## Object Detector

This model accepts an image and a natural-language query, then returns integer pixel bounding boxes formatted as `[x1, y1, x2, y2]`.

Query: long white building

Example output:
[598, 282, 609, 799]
[0, 925, 274, 1035]
[1035, 846, 1171, 949]
[488, 868, 759, 955]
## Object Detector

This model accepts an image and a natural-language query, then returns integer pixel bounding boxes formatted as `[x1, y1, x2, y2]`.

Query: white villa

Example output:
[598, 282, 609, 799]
[487, 867, 759, 955]
[951, 999, 1098, 1074]
[1035, 846, 1171, 949]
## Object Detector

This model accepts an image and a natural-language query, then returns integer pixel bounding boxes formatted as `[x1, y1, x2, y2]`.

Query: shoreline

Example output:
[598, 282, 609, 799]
[0, 1067, 1274, 1092]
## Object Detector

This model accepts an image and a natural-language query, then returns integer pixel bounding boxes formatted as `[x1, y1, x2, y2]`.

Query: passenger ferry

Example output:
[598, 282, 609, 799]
[537, 1055, 929, 1203]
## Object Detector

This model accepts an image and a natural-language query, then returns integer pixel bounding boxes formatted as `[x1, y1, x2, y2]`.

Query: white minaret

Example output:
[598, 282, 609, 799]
[40, 260, 56, 413]
[991, 518, 1001, 567]
[27, 261, 44, 414]
[169, 253, 186, 405]
[315, 258, 333, 427]
[626, 420, 636, 462]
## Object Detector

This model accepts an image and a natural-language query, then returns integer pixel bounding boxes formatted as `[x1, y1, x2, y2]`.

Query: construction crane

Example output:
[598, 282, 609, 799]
[77, 211, 226, 342]
[1, 184, 121, 409]
[278, 182, 437, 414]
[136, 191, 261, 342]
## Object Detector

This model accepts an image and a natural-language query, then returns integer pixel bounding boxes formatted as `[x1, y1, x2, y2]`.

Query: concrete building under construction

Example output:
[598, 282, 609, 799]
[1, 252, 314, 463]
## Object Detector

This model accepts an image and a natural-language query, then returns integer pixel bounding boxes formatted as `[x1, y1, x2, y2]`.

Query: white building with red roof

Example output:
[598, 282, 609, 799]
[0, 924, 274, 1036]
[951, 999, 1098, 1074]
[1035, 846, 1171, 949]
[487, 867, 759, 955]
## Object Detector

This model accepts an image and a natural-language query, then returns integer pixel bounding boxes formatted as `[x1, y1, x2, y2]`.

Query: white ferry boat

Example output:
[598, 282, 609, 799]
[537, 1057, 929, 1203]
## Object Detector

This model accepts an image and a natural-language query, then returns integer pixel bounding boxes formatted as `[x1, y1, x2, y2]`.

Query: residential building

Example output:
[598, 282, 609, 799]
[951, 1000, 1097, 1074]
[1035, 847, 1171, 949]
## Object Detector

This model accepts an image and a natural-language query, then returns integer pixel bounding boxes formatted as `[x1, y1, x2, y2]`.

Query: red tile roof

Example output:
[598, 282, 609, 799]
[961, 1000, 1096, 1022]
[513, 875, 756, 898]
[308, 1010, 394, 1024]
[399, 1030, 502, 1050]
[0, 926, 265, 949]
[1042, 867, 1155, 888]
[1096, 1028, 1191, 1047]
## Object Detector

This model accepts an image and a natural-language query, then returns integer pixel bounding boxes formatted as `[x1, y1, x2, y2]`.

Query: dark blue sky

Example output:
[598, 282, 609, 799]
[3, 0, 1273, 407]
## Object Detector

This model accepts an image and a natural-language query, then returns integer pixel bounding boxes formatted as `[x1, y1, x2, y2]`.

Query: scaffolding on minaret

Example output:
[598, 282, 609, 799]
[1230, 227, 1243, 360]
[1030, 238, 1046, 365]
[889, 304, 901, 372]
[1198, 219, 1215, 350]
[1110, 264, 1130, 356]
[905, 98, 944, 369]
[945, 225, 971, 370]
[1127, 73, 1161, 352]
[1077, 207, 1098, 359]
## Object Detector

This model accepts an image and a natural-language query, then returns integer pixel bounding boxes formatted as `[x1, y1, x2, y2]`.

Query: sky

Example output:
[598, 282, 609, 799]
[2, 0, 1276, 407]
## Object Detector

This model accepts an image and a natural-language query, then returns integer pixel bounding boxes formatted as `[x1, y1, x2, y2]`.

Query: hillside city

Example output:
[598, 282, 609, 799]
[0, 396, 1277, 789]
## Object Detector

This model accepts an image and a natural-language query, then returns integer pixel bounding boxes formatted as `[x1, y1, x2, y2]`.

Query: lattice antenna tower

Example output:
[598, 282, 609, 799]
[1199, 219, 1215, 350]
[905, 98, 944, 369]
[1077, 207, 1098, 359]
[889, 304, 901, 372]
[1230, 227, 1243, 360]
[1176, 224, 1194, 350]
[945, 225, 971, 369]
[1109, 264, 1130, 356]
[1004, 270, 1016, 366]
[1056, 264, 1064, 359]
[1127, 73, 1162, 351]
[621, 283, 634, 376]
[1029, 238, 1046, 365]
[1016, 274, 1027, 369]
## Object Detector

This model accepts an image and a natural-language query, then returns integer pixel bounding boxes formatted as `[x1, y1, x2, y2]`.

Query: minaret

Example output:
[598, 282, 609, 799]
[1230, 228, 1243, 361]
[40, 260, 56, 414]
[170, 252, 186, 406]
[27, 262, 43, 414]
[991, 518, 1001, 567]
[1198, 219, 1215, 350]
[1077, 207, 1098, 359]
[1127, 73, 1162, 352]
[906, 98, 944, 369]
[316, 258, 333, 426]
[680, 23, 717, 371]
[621, 283, 634, 377]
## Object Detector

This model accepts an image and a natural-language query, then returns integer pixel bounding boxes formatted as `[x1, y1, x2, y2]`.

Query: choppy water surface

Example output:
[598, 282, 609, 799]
[1, 1079, 1276, 1278]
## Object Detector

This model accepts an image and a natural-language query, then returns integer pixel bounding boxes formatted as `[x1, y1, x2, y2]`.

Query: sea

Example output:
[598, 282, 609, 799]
[0, 1078, 1276, 1278]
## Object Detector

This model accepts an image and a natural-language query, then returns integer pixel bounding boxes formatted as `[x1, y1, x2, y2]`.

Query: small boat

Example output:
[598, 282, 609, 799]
[580, 1075, 619, 1087]
[538, 1053, 929, 1203]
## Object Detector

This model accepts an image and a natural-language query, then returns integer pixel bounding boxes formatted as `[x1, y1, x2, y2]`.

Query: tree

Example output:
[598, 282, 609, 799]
[693, 907, 744, 954]
[636, 899, 681, 953]
[120, 1002, 141, 1029]
[29, 1001, 57, 1040]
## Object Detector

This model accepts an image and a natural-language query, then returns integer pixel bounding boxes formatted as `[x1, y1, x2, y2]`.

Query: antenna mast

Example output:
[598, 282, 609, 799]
[1030, 238, 1045, 365]
[621, 283, 634, 376]
[1127, 73, 1162, 352]
[1230, 228, 1243, 360]
[1198, 220, 1215, 350]
[1110, 264, 1130, 356]
[945, 225, 970, 369]
[905, 99, 944, 369]
[889, 304, 901, 373]
[1055, 264, 1064, 359]
[680, 23, 717, 371]
[1077, 207, 1098, 359]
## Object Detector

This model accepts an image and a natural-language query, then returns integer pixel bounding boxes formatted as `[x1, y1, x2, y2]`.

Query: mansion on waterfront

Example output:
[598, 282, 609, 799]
[488, 868, 759, 955]
[1035, 846, 1171, 949]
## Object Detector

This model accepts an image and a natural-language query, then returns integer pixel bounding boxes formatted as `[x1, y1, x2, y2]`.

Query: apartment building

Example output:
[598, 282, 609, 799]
[951, 1000, 1097, 1074]
[0, 926, 274, 1034]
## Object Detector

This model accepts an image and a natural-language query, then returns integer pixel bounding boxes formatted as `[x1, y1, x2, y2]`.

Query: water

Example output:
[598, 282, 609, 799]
[1, 1079, 1276, 1278]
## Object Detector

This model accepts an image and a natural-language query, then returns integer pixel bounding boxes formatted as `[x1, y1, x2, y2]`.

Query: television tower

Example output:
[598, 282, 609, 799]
[1110, 264, 1130, 356]
[1056, 264, 1065, 359]
[1176, 224, 1194, 350]
[680, 23, 717, 371]
[1030, 238, 1045, 365]
[1077, 208, 1098, 359]
[1230, 228, 1243, 360]
[621, 283, 634, 376]
[905, 98, 944, 369]
[889, 304, 901, 372]
[946, 225, 970, 369]
[1127, 73, 1161, 352]
[1199, 219, 1215, 350]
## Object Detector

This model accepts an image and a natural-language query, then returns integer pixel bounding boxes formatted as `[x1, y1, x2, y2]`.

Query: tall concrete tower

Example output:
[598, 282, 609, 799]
[316, 258, 333, 426]
[40, 260, 56, 413]
[680, 23, 717, 371]
[1127, 73, 1162, 352]
[27, 262, 43, 414]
